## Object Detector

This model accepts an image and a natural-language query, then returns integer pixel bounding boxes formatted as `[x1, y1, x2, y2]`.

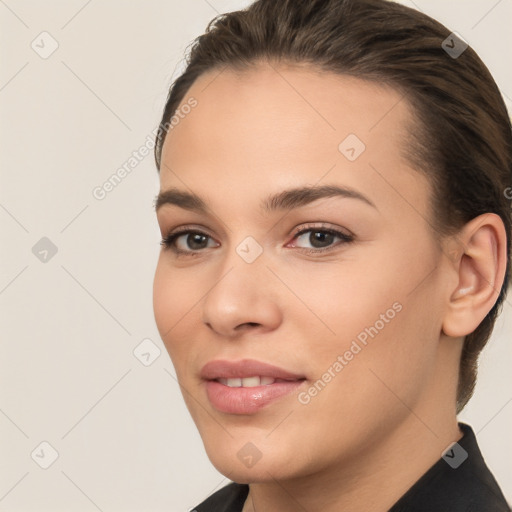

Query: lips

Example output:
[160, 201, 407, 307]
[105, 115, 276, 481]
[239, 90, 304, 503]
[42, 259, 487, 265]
[201, 359, 307, 414]
[200, 358, 305, 381]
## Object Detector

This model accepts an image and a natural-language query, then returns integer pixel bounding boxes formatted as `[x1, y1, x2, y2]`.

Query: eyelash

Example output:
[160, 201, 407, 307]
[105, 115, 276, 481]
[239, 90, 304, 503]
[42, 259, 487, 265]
[160, 223, 354, 257]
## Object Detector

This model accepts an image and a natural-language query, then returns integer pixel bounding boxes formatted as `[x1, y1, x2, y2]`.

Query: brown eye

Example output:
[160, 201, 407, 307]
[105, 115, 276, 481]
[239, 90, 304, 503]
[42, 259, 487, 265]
[160, 230, 218, 255]
[291, 227, 354, 253]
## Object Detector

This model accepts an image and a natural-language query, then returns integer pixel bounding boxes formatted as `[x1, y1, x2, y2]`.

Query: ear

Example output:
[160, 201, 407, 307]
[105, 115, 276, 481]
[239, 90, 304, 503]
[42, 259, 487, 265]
[442, 213, 508, 337]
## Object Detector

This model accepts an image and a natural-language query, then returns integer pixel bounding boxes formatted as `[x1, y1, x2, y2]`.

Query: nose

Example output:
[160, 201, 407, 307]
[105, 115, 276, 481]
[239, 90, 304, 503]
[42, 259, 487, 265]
[201, 250, 282, 338]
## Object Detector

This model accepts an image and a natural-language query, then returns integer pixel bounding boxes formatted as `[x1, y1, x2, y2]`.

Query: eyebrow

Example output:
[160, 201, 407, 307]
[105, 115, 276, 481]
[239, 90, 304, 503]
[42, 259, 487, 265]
[154, 184, 377, 214]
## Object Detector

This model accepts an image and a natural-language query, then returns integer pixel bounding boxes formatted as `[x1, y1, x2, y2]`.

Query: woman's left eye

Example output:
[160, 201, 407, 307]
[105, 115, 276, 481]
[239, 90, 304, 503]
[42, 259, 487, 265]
[160, 225, 354, 256]
[289, 226, 354, 253]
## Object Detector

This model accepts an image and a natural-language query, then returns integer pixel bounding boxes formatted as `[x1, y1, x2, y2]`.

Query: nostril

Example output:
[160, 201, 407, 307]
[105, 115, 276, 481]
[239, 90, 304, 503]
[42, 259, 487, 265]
[236, 322, 260, 330]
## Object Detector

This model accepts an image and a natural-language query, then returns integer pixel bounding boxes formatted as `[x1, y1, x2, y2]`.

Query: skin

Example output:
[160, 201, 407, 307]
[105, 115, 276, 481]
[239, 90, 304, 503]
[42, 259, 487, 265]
[153, 61, 507, 512]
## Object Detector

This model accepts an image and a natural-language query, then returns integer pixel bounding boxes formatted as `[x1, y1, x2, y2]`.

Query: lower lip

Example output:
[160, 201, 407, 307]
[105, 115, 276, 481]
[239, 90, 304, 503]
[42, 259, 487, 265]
[205, 379, 305, 414]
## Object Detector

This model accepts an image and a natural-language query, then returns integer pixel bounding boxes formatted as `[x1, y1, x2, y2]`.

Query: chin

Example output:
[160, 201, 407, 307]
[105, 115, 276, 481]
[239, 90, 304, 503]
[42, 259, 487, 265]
[208, 454, 294, 484]
[202, 434, 312, 484]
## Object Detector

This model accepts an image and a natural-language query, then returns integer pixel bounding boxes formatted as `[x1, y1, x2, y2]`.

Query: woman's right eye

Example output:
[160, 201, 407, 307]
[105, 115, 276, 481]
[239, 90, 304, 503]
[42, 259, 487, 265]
[160, 230, 218, 256]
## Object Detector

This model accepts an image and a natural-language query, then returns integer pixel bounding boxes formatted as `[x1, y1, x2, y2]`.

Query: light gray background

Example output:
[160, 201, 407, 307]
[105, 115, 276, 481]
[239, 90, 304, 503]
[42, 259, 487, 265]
[0, 1, 511, 511]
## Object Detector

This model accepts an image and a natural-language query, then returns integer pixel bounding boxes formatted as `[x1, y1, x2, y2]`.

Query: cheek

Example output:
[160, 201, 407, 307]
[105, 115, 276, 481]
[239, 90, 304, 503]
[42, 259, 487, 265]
[153, 261, 174, 335]
[306, 262, 442, 422]
[153, 259, 196, 356]
[293, 235, 441, 378]
[282, 257, 400, 356]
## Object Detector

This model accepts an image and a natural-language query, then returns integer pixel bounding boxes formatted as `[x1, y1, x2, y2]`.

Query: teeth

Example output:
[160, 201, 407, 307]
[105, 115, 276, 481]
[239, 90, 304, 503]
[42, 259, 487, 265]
[217, 376, 276, 387]
[241, 376, 260, 387]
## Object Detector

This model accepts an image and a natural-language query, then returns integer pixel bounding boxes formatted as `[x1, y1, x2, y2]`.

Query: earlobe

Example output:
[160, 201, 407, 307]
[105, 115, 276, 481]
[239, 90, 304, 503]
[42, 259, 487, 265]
[442, 214, 507, 338]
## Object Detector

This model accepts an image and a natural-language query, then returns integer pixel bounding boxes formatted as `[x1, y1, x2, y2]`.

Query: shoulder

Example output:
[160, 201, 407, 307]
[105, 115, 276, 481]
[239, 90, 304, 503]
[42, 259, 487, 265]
[192, 482, 249, 512]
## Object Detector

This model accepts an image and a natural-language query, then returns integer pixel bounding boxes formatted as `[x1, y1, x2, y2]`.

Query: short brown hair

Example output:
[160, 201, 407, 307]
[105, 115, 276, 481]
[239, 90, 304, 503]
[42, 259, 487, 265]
[154, 0, 512, 412]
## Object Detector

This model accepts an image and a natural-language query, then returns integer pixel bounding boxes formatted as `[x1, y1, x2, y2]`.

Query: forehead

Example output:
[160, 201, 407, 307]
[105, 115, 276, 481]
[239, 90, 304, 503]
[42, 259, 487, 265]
[159, 61, 430, 221]
[163, 61, 413, 164]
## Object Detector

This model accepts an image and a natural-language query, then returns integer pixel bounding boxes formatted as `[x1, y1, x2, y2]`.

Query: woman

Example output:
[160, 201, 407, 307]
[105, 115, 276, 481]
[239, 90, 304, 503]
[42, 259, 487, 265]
[152, 0, 511, 510]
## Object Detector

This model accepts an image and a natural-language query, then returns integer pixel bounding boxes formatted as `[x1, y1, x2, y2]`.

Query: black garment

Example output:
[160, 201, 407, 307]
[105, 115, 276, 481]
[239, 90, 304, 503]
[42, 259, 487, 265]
[193, 423, 510, 511]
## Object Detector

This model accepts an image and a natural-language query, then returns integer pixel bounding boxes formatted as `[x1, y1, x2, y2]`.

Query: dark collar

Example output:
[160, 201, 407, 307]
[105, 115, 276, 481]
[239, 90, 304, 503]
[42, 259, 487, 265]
[193, 423, 510, 511]
[389, 422, 510, 511]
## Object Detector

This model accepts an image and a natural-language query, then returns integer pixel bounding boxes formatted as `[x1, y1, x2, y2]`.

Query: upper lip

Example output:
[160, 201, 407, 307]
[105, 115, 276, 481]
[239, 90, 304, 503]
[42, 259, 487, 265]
[200, 359, 306, 381]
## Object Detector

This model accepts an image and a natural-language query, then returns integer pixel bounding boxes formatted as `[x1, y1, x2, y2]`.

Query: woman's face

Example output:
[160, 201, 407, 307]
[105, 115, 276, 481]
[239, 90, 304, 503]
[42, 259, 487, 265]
[153, 62, 456, 482]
